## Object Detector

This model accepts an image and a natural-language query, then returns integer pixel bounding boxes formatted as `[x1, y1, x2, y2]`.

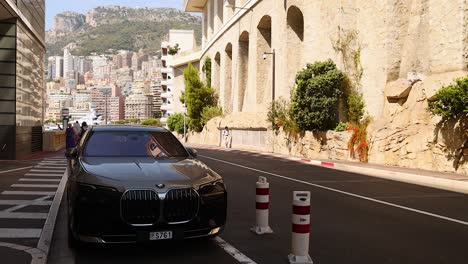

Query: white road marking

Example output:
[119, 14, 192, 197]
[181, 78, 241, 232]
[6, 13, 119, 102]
[20, 179, 61, 182]
[0, 228, 42, 238]
[25, 173, 63, 177]
[214, 237, 257, 264]
[2, 191, 56, 195]
[0, 200, 52, 205]
[30, 169, 65, 173]
[3, 196, 52, 213]
[35, 166, 66, 169]
[0, 212, 47, 219]
[0, 166, 33, 174]
[373, 193, 463, 199]
[12, 184, 59, 188]
[201, 155, 468, 227]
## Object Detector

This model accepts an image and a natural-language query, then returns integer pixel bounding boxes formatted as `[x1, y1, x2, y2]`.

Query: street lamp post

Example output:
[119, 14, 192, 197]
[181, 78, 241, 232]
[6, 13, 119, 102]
[263, 49, 276, 102]
[263, 49, 276, 153]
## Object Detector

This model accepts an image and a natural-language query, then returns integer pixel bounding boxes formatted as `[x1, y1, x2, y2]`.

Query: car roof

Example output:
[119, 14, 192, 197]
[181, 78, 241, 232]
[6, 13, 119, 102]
[90, 125, 169, 133]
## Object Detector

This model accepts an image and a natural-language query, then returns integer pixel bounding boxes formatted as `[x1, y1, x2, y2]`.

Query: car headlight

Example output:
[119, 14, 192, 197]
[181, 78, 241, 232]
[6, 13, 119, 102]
[198, 180, 226, 198]
[76, 183, 119, 204]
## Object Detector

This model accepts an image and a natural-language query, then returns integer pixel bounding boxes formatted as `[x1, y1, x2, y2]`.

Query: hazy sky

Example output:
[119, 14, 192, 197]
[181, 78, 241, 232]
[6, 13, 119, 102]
[46, 0, 184, 30]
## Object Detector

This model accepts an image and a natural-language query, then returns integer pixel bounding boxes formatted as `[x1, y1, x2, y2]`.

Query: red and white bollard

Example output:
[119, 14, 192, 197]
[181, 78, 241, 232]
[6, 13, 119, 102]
[250, 176, 274, 234]
[288, 191, 313, 264]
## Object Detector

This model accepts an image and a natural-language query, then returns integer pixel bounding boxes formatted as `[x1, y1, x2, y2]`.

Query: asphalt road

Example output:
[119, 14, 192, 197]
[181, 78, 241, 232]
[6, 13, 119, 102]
[48, 147, 468, 264]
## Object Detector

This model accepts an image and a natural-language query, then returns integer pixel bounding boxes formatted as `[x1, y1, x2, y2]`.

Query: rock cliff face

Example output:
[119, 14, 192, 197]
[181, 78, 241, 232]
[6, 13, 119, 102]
[47, 12, 85, 40]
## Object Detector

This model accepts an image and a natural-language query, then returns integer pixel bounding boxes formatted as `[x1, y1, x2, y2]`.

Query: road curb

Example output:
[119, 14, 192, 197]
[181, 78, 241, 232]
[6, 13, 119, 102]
[35, 169, 68, 264]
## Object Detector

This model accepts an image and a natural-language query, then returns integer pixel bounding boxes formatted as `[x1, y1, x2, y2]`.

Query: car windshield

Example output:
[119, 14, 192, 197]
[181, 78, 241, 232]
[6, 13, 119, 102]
[83, 131, 189, 158]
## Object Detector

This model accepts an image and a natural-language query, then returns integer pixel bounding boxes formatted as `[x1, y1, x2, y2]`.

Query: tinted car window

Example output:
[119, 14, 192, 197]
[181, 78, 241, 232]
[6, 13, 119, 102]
[84, 131, 189, 158]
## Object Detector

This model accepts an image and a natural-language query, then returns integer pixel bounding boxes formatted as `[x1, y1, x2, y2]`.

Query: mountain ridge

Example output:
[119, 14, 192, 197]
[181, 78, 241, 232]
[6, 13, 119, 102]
[46, 5, 201, 56]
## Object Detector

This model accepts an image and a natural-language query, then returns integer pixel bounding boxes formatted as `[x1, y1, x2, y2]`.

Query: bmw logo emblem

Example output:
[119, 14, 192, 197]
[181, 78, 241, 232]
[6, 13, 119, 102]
[156, 183, 165, 189]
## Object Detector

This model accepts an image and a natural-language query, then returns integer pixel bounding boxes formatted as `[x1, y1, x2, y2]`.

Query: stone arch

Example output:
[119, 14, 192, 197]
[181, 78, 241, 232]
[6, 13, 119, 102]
[213, 52, 221, 98]
[223, 43, 233, 112]
[256, 15, 272, 106]
[287, 5, 304, 41]
[286, 5, 304, 86]
[237, 31, 250, 112]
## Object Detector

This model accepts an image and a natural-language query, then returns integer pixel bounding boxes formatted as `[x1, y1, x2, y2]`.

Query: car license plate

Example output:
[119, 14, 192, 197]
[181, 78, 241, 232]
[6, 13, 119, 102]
[149, 231, 173, 240]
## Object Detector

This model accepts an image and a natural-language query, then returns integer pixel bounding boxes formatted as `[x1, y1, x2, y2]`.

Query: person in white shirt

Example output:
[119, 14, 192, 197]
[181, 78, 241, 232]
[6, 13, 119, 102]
[223, 126, 230, 148]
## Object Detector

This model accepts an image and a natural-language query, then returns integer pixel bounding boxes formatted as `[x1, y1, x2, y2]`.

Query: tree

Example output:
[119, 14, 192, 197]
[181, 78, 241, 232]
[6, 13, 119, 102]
[290, 60, 345, 131]
[182, 63, 216, 132]
[167, 113, 185, 134]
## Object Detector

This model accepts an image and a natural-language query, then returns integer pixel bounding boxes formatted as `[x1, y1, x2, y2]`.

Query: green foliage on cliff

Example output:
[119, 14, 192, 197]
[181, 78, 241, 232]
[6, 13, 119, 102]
[347, 92, 366, 124]
[290, 60, 345, 131]
[427, 76, 468, 119]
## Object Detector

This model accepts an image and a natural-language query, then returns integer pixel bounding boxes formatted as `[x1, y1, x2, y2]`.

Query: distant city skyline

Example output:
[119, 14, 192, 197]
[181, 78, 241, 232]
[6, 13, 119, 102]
[46, 0, 184, 30]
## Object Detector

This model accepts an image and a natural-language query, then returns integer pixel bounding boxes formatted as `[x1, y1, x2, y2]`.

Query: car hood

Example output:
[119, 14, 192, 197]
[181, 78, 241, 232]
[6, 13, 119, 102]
[79, 157, 214, 183]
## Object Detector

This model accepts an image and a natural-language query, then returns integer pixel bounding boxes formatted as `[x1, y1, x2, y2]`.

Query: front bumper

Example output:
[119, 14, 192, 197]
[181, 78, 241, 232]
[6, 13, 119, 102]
[78, 226, 223, 244]
[70, 185, 227, 244]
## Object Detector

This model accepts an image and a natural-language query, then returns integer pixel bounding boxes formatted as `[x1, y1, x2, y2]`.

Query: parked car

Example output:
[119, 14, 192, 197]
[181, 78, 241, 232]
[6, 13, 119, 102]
[65, 125, 227, 247]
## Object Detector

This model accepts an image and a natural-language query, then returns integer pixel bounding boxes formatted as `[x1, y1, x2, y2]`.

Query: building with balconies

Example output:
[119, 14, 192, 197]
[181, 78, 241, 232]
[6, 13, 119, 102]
[124, 94, 153, 120]
[160, 29, 198, 125]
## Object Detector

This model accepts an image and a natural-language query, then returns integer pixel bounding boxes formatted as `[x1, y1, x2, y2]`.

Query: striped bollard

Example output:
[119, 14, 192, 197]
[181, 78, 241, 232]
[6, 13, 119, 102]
[288, 191, 313, 264]
[250, 176, 274, 234]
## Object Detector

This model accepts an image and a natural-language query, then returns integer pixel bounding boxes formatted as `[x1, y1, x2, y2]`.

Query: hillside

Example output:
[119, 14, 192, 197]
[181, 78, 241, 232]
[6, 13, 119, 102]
[46, 6, 201, 56]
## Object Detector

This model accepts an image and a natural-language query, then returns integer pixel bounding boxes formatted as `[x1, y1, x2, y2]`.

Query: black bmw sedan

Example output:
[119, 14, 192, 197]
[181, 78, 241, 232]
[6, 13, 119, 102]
[65, 125, 227, 246]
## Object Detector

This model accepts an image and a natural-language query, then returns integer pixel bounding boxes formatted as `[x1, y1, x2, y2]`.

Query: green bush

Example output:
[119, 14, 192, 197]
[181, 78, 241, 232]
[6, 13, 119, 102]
[167, 113, 185, 134]
[141, 118, 162, 126]
[182, 63, 216, 132]
[201, 106, 223, 125]
[267, 98, 301, 140]
[428, 76, 468, 118]
[334, 122, 348, 132]
[290, 60, 345, 131]
[347, 92, 366, 124]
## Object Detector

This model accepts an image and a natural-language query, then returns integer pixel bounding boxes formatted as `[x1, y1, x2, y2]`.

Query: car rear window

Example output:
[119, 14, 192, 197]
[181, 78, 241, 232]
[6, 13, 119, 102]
[83, 131, 189, 158]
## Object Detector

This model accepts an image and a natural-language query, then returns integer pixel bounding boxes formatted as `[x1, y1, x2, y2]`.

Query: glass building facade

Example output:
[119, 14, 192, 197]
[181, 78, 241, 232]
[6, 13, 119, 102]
[0, 0, 45, 159]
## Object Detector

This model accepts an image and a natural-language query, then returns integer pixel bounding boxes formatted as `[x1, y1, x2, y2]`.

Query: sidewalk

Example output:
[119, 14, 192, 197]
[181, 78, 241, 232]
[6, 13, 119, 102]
[188, 143, 468, 195]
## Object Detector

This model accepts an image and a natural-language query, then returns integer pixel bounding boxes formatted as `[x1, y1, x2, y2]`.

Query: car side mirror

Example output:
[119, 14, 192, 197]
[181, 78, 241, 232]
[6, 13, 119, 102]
[65, 148, 78, 159]
[187, 148, 198, 158]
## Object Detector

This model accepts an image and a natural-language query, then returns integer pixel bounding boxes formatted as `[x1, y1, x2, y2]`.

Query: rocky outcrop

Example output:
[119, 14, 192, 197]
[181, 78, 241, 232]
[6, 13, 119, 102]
[369, 71, 468, 174]
[47, 12, 85, 40]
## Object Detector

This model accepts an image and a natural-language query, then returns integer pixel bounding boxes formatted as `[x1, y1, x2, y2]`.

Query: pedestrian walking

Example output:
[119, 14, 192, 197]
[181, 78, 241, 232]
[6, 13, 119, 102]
[65, 123, 76, 150]
[73, 121, 81, 143]
[80, 121, 89, 138]
[223, 126, 231, 148]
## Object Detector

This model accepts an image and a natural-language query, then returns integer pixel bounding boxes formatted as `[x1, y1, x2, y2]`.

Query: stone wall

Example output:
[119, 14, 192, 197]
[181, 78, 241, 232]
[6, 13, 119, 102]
[201, 0, 467, 118]
[185, 0, 468, 174]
